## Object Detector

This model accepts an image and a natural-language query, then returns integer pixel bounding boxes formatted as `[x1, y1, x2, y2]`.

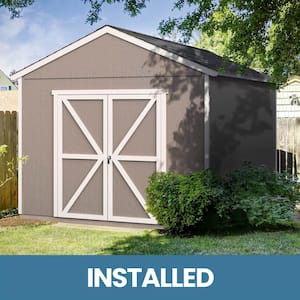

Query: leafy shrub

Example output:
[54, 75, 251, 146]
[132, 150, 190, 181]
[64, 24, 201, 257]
[0, 144, 28, 191]
[238, 195, 294, 227]
[0, 208, 18, 219]
[225, 162, 300, 227]
[146, 170, 223, 235]
[146, 162, 300, 235]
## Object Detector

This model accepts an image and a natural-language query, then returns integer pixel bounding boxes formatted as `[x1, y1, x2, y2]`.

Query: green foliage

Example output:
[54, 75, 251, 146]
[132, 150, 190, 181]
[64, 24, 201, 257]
[194, 8, 264, 72]
[0, 208, 18, 219]
[0, 144, 29, 189]
[146, 170, 223, 235]
[0, 144, 8, 156]
[0, 0, 34, 18]
[226, 162, 299, 205]
[3, 0, 299, 84]
[225, 164, 297, 228]
[0, 144, 15, 189]
[147, 163, 300, 235]
[82, 0, 147, 24]
[83, 0, 299, 86]
[225, 162, 300, 227]
[159, 0, 300, 85]
[239, 195, 294, 227]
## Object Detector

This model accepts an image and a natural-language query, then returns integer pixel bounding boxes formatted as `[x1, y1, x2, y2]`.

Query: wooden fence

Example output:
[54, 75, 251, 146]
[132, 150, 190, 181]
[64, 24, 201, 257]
[0, 111, 18, 210]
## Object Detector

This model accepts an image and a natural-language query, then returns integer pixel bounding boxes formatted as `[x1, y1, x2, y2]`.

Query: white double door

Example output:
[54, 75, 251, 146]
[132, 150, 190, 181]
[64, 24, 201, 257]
[53, 90, 166, 224]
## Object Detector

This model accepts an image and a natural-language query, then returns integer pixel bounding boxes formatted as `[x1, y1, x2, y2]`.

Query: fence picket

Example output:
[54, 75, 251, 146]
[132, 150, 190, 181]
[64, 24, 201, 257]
[0, 111, 18, 210]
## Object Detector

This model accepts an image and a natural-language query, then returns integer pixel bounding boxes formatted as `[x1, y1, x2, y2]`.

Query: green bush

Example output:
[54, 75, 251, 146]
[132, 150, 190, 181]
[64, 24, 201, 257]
[146, 162, 300, 235]
[238, 195, 294, 227]
[225, 162, 300, 227]
[0, 208, 18, 219]
[146, 170, 223, 235]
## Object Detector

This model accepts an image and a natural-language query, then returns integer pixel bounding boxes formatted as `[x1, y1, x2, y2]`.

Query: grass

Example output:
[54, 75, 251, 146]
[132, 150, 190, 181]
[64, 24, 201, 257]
[0, 222, 300, 255]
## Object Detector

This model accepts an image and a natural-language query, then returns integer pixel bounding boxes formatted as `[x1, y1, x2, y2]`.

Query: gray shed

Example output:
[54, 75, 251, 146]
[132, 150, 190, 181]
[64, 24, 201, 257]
[11, 25, 276, 225]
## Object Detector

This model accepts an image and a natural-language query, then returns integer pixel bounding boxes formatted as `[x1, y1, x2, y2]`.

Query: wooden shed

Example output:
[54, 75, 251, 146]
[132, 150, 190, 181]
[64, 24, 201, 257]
[11, 25, 276, 225]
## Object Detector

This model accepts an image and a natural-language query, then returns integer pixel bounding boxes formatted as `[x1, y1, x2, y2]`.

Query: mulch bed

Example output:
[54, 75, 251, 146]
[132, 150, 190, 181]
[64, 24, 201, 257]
[0, 216, 50, 227]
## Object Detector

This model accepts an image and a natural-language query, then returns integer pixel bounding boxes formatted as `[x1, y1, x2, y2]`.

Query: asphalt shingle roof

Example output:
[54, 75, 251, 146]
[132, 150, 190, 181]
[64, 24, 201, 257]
[113, 26, 268, 82]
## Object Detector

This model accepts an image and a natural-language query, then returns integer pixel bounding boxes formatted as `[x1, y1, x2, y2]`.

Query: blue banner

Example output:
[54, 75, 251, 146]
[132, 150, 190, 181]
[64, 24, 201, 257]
[0, 256, 298, 299]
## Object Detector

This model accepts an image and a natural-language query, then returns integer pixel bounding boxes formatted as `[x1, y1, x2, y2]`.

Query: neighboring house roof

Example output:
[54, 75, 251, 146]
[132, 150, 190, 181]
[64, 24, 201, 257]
[287, 75, 300, 85]
[277, 75, 300, 90]
[11, 25, 268, 82]
[277, 75, 300, 117]
[0, 69, 17, 90]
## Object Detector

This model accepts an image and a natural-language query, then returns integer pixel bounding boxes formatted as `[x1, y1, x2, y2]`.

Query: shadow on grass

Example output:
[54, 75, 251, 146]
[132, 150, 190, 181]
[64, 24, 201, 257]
[103, 223, 300, 255]
[104, 231, 182, 255]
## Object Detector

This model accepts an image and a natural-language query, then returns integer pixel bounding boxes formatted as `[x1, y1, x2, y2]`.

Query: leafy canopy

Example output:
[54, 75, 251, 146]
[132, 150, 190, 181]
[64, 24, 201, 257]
[1, 0, 299, 85]
[0, 0, 34, 18]
[194, 7, 264, 72]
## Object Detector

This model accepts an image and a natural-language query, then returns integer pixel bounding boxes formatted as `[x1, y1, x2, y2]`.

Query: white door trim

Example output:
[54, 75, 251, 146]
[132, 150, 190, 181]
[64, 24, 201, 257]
[52, 89, 167, 96]
[54, 94, 108, 220]
[53, 89, 167, 224]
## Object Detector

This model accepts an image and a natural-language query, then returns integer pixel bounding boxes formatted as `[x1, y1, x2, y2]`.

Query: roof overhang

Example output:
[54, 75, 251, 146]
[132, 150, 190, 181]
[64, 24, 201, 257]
[11, 25, 218, 81]
[287, 75, 300, 85]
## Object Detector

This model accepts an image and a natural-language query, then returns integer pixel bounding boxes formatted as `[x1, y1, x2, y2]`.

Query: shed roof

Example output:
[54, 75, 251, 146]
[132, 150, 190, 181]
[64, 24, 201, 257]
[11, 25, 268, 82]
[113, 26, 268, 82]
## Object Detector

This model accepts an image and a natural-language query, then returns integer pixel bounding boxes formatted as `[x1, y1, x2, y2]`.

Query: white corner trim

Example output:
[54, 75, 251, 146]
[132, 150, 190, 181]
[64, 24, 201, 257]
[11, 26, 217, 80]
[17, 78, 23, 214]
[53, 93, 58, 217]
[204, 75, 210, 169]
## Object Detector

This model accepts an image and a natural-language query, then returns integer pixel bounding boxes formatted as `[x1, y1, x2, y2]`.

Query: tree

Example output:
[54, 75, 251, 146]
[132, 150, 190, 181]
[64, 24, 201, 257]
[0, 0, 34, 18]
[2, 0, 299, 85]
[194, 8, 264, 72]
[81, 0, 300, 85]
[87, 0, 300, 85]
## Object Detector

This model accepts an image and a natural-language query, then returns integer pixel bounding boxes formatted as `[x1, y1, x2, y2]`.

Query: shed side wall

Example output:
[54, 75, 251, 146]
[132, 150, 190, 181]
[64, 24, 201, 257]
[209, 76, 276, 174]
[22, 34, 204, 216]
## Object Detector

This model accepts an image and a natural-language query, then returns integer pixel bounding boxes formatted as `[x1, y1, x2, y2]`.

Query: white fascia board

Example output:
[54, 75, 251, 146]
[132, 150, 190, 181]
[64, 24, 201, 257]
[11, 26, 217, 80]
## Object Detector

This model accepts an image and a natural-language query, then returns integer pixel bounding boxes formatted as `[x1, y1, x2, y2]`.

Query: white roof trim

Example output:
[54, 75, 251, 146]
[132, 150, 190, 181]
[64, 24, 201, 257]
[11, 25, 217, 80]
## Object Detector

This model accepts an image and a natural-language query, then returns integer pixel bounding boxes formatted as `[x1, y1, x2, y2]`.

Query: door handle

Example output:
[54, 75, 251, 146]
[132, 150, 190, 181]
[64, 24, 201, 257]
[107, 155, 112, 164]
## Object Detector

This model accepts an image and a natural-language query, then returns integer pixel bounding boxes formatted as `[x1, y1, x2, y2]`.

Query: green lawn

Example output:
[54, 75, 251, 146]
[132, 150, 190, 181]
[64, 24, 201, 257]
[1, 222, 300, 254]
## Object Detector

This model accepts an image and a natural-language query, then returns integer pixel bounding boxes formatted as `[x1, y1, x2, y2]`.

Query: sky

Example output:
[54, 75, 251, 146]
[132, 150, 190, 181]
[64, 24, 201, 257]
[0, 0, 191, 76]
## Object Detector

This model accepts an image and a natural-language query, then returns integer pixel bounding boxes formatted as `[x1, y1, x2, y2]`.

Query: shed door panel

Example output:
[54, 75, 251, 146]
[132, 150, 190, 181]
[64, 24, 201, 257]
[56, 96, 107, 221]
[109, 95, 159, 223]
[54, 90, 166, 224]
